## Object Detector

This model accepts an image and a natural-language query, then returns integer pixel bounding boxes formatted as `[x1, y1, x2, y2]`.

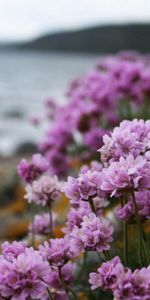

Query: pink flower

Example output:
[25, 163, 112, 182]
[0, 247, 50, 300]
[1, 241, 26, 261]
[18, 154, 49, 183]
[62, 170, 106, 210]
[113, 267, 150, 300]
[99, 119, 150, 166]
[101, 154, 150, 196]
[89, 256, 124, 291]
[70, 213, 113, 255]
[25, 175, 61, 206]
[39, 238, 73, 267]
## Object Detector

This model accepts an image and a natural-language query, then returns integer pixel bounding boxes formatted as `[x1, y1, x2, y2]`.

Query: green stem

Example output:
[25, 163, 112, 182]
[58, 266, 77, 300]
[89, 197, 97, 215]
[142, 224, 150, 265]
[121, 197, 129, 266]
[103, 250, 110, 261]
[48, 202, 53, 238]
[131, 191, 149, 266]
[47, 287, 54, 300]
[30, 204, 35, 247]
[123, 221, 129, 266]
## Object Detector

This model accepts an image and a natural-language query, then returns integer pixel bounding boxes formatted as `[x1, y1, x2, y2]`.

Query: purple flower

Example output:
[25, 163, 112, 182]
[70, 213, 113, 255]
[37, 53, 150, 176]
[113, 267, 150, 300]
[62, 170, 105, 209]
[62, 176, 80, 208]
[63, 202, 91, 234]
[89, 256, 124, 291]
[39, 238, 73, 267]
[25, 175, 61, 206]
[1, 241, 26, 261]
[77, 170, 102, 201]
[18, 153, 49, 183]
[29, 212, 56, 235]
[99, 119, 150, 166]
[101, 154, 150, 197]
[63, 194, 108, 234]
[0, 247, 50, 300]
[116, 202, 133, 221]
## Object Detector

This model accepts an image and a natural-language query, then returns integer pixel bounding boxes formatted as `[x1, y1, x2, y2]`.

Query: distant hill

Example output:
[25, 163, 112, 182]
[12, 24, 150, 53]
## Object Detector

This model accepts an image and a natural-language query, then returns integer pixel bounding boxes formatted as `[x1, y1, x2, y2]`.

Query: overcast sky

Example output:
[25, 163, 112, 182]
[0, 0, 150, 42]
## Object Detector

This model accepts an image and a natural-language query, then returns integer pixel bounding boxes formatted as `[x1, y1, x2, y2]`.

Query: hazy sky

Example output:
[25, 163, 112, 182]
[0, 0, 150, 41]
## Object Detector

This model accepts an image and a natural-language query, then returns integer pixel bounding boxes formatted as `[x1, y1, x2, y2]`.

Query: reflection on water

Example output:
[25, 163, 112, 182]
[0, 50, 97, 156]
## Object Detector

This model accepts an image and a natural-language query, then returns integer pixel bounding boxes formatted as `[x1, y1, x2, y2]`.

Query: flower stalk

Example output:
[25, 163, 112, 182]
[131, 191, 150, 266]
[47, 287, 54, 300]
[89, 197, 97, 215]
[58, 266, 77, 300]
[48, 201, 53, 238]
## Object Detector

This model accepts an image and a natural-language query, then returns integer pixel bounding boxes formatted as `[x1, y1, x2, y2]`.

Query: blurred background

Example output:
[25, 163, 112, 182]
[0, 0, 150, 241]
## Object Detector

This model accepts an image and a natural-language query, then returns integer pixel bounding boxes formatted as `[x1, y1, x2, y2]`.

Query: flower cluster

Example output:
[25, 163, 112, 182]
[39, 238, 73, 267]
[25, 175, 61, 206]
[62, 168, 107, 210]
[63, 201, 91, 234]
[98, 119, 150, 222]
[99, 119, 150, 166]
[8, 52, 150, 299]
[0, 241, 76, 300]
[1, 241, 27, 260]
[100, 154, 150, 197]
[89, 256, 124, 291]
[113, 267, 150, 300]
[0, 244, 50, 300]
[38, 52, 150, 176]
[18, 153, 49, 183]
[70, 213, 113, 255]
[89, 257, 150, 299]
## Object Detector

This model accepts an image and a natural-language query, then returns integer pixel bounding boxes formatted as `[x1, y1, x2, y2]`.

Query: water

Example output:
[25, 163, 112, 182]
[0, 50, 97, 156]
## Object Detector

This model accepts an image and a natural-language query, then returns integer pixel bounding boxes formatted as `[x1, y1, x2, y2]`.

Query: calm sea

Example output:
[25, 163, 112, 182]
[0, 50, 97, 156]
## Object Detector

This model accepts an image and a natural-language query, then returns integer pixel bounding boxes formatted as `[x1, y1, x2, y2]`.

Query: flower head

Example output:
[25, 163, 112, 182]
[63, 202, 91, 234]
[62, 170, 106, 210]
[101, 154, 150, 196]
[18, 153, 49, 183]
[1, 241, 26, 261]
[99, 119, 150, 166]
[25, 175, 61, 206]
[0, 247, 50, 300]
[39, 238, 73, 267]
[70, 213, 113, 255]
[113, 267, 150, 300]
[89, 256, 124, 291]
